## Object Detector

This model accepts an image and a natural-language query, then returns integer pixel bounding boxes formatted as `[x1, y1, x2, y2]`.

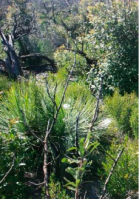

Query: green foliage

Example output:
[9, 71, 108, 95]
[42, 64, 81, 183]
[47, 73, 99, 145]
[0, 76, 99, 198]
[0, 1, 137, 198]
[54, 46, 87, 77]
[47, 68, 68, 85]
[87, 1, 138, 94]
[46, 173, 73, 199]
[130, 104, 138, 138]
[0, 74, 97, 148]
[62, 133, 99, 196]
[0, 129, 36, 199]
[101, 139, 138, 199]
[64, 82, 96, 141]
[0, 77, 65, 198]
[0, 75, 12, 93]
[0, 77, 52, 134]
[66, 81, 91, 101]
[105, 89, 137, 136]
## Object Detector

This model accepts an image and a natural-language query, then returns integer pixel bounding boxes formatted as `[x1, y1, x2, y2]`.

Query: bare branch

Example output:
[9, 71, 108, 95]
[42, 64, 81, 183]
[90, 75, 103, 131]
[43, 52, 77, 199]
[19, 53, 56, 72]
[74, 47, 97, 66]
[105, 151, 116, 163]
[75, 112, 81, 155]
[28, 181, 45, 186]
[47, 52, 77, 136]
[12, 14, 18, 39]
[99, 148, 124, 199]
[20, 109, 43, 143]
[0, 154, 15, 184]
[45, 80, 58, 114]
[99, 145, 116, 162]
[0, 29, 23, 78]
[19, 53, 55, 65]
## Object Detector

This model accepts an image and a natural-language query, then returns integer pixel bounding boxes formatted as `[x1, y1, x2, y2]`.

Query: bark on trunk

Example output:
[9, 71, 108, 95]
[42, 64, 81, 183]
[0, 30, 23, 78]
[75, 189, 79, 199]
[43, 135, 51, 199]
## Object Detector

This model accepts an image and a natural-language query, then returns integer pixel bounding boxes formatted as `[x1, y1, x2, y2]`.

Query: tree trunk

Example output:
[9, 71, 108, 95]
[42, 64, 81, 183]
[0, 30, 23, 78]
[75, 188, 79, 199]
[43, 136, 51, 199]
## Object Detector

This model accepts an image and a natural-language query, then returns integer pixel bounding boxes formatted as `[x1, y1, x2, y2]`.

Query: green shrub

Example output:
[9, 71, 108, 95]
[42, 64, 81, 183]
[0, 130, 36, 199]
[54, 47, 87, 78]
[0, 76, 98, 198]
[0, 75, 98, 151]
[47, 73, 99, 143]
[0, 77, 53, 134]
[43, 173, 73, 199]
[0, 75, 12, 93]
[130, 104, 138, 138]
[101, 139, 138, 199]
[105, 89, 137, 137]
[0, 77, 66, 198]
[87, 1, 138, 94]
[66, 81, 92, 101]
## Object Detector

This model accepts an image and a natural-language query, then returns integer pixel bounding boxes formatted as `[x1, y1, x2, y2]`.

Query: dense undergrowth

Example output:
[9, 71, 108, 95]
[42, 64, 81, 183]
[0, 0, 138, 199]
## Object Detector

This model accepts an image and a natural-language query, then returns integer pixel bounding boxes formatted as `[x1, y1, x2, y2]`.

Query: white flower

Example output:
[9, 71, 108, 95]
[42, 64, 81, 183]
[18, 135, 26, 140]
[98, 118, 112, 129]
[19, 163, 26, 166]
[63, 104, 70, 109]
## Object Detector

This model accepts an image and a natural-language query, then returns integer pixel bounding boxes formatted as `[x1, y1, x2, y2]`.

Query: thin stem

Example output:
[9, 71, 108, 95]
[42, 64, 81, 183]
[99, 148, 124, 199]
[43, 52, 77, 199]
[0, 154, 15, 184]
[90, 75, 103, 131]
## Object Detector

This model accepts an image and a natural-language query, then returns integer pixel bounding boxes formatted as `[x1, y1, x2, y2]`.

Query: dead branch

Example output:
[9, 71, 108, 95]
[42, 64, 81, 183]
[43, 120, 51, 199]
[43, 52, 77, 199]
[47, 52, 77, 136]
[74, 47, 97, 67]
[100, 146, 116, 163]
[90, 75, 103, 131]
[19, 53, 57, 72]
[45, 80, 58, 115]
[0, 154, 15, 184]
[99, 148, 124, 199]
[20, 109, 43, 143]
[0, 29, 23, 78]
[28, 181, 45, 186]
[75, 112, 81, 155]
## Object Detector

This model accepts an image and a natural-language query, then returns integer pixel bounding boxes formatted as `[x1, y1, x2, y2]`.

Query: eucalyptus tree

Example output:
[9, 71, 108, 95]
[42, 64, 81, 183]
[0, 0, 57, 78]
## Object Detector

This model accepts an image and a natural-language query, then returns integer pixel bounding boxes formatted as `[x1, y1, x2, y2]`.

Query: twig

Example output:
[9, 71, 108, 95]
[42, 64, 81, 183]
[45, 80, 58, 115]
[43, 121, 51, 198]
[47, 52, 77, 137]
[43, 52, 77, 199]
[99, 148, 124, 199]
[28, 181, 45, 186]
[0, 154, 15, 184]
[75, 112, 81, 155]
[83, 191, 87, 199]
[104, 151, 116, 163]
[45, 149, 60, 167]
[90, 75, 103, 131]
[20, 109, 43, 143]
[100, 146, 116, 162]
